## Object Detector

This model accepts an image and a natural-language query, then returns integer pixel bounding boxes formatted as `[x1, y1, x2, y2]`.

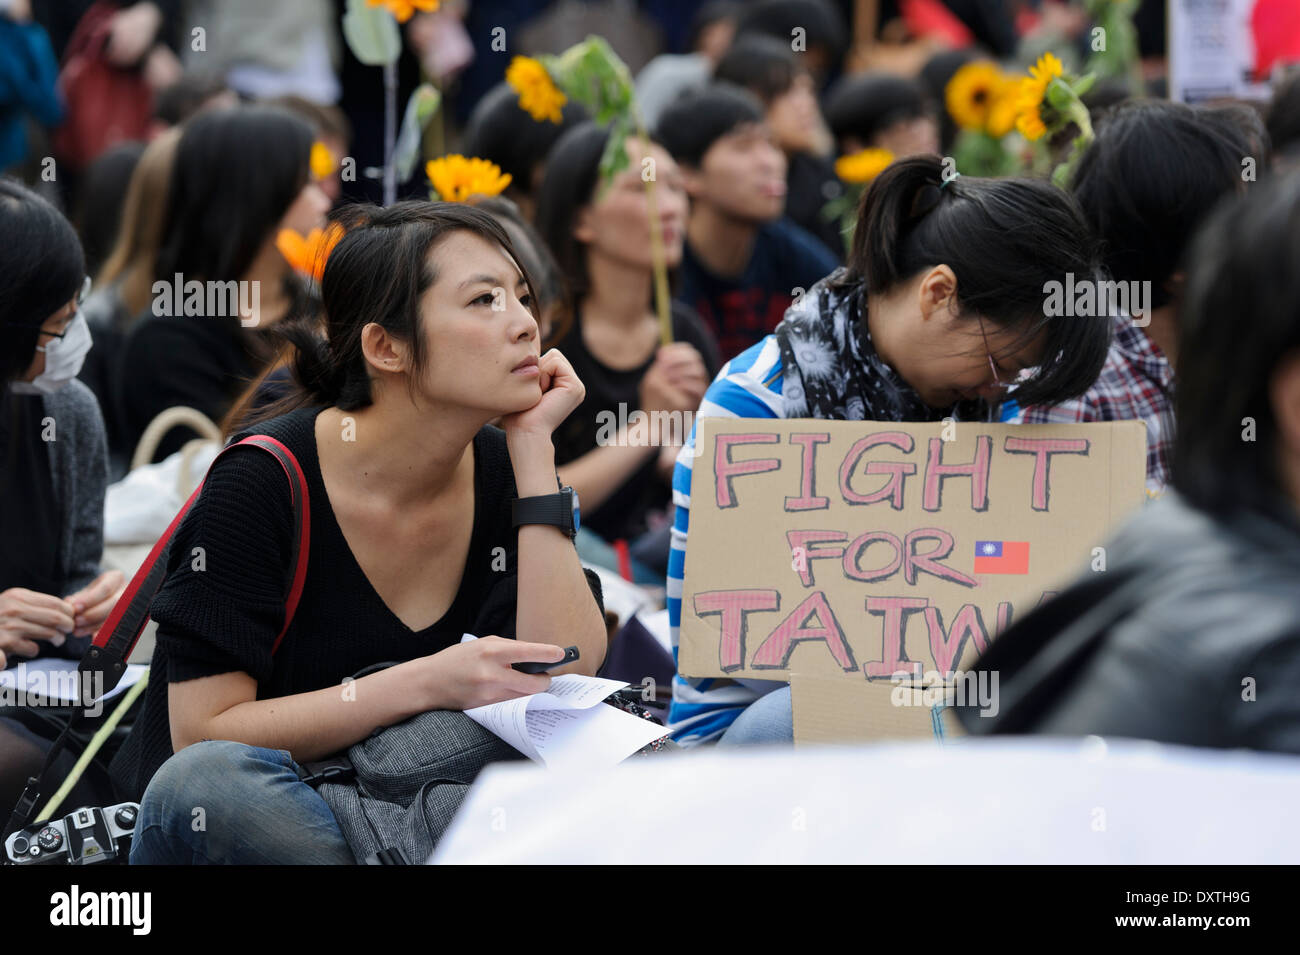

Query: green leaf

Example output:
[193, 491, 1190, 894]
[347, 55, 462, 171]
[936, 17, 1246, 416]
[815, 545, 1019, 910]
[393, 84, 442, 182]
[549, 37, 634, 126]
[596, 116, 632, 196]
[1071, 73, 1097, 99]
[342, 1, 400, 67]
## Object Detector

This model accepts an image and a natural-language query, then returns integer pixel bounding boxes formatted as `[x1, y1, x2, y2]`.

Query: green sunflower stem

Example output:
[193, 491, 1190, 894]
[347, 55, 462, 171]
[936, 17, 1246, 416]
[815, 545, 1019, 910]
[633, 107, 674, 347]
[1051, 100, 1096, 189]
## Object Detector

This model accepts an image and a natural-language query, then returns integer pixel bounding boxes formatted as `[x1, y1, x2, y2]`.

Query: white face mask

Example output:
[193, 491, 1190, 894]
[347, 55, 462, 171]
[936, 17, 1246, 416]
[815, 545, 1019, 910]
[10, 311, 93, 396]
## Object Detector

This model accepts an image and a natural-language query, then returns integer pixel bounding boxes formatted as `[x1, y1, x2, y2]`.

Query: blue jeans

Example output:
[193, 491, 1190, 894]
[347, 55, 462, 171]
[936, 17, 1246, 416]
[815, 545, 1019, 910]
[716, 685, 794, 746]
[129, 740, 354, 864]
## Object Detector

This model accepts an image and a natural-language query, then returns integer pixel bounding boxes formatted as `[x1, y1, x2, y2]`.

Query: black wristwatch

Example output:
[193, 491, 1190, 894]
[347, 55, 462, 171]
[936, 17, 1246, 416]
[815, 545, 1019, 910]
[512, 486, 580, 540]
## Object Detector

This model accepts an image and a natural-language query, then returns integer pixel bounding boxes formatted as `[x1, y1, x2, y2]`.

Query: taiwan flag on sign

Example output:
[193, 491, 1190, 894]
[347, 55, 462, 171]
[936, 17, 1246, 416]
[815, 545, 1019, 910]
[974, 540, 1029, 574]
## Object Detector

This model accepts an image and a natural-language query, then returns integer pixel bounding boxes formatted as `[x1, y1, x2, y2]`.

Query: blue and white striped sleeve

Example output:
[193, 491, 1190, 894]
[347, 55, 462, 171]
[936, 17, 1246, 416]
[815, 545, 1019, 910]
[666, 335, 788, 745]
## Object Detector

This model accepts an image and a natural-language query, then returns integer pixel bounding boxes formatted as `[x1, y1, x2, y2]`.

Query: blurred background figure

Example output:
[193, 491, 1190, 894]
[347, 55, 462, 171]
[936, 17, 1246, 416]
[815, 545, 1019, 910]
[77, 127, 180, 475]
[114, 106, 328, 464]
[636, 0, 741, 128]
[824, 71, 939, 159]
[714, 33, 843, 260]
[658, 83, 838, 363]
[538, 121, 718, 581]
[461, 81, 588, 223]
[0, 0, 63, 181]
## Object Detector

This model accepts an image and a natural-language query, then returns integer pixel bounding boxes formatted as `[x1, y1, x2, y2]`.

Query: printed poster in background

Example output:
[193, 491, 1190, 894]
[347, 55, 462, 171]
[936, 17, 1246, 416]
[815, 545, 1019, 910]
[1169, 0, 1298, 104]
[678, 419, 1146, 739]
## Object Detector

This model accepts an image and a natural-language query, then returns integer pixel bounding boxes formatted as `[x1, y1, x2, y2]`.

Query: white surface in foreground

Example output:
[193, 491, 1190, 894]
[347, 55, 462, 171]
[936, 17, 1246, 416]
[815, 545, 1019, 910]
[431, 737, 1300, 864]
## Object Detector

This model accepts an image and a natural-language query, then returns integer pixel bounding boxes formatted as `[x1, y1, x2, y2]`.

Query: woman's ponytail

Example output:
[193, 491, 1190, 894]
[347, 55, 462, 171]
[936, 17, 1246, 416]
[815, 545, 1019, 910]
[850, 155, 950, 291]
[281, 319, 346, 407]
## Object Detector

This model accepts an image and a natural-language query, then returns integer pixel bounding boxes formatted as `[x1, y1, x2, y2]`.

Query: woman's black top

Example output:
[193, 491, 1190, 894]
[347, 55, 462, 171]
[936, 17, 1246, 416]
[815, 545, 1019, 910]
[114, 311, 262, 463]
[109, 405, 604, 801]
[0, 389, 61, 595]
[552, 302, 720, 542]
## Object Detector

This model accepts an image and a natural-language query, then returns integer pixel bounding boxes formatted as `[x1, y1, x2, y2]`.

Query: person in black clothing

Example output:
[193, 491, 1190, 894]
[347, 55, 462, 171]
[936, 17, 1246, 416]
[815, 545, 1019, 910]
[537, 122, 718, 578]
[114, 106, 330, 463]
[114, 201, 607, 864]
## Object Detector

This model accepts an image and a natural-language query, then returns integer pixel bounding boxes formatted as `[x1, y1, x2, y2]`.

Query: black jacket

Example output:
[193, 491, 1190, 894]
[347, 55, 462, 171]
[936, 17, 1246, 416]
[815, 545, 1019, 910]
[955, 491, 1300, 753]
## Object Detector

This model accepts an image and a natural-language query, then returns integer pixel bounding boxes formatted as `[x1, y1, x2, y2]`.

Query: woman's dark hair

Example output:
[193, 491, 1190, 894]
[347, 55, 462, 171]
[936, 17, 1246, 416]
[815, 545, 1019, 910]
[462, 82, 589, 197]
[1071, 99, 1256, 313]
[823, 72, 931, 150]
[154, 106, 314, 286]
[465, 194, 569, 344]
[0, 178, 85, 383]
[846, 155, 1109, 408]
[239, 201, 539, 426]
[75, 141, 145, 278]
[713, 34, 804, 104]
[653, 83, 766, 168]
[1173, 172, 1300, 518]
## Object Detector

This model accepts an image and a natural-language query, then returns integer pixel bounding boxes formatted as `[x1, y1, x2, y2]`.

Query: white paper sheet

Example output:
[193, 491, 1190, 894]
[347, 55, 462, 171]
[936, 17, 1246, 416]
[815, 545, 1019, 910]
[459, 634, 667, 768]
[0, 658, 147, 706]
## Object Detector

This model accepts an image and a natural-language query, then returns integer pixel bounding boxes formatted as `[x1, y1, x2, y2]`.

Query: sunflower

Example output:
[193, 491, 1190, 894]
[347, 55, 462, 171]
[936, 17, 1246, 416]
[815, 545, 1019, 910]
[834, 148, 895, 184]
[945, 61, 1004, 132]
[277, 223, 344, 282]
[986, 81, 1020, 138]
[1012, 52, 1065, 142]
[426, 155, 513, 202]
[506, 55, 567, 124]
[310, 141, 336, 180]
[366, 0, 439, 23]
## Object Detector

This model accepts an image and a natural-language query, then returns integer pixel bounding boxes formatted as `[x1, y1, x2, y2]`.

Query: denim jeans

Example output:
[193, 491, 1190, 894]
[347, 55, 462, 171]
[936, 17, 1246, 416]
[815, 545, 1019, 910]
[716, 685, 794, 746]
[129, 740, 354, 864]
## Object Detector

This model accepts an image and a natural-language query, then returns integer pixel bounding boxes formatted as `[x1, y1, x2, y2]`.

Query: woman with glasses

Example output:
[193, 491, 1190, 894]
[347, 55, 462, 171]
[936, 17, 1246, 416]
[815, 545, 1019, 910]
[665, 155, 1115, 747]
[0, 178, 125, 813]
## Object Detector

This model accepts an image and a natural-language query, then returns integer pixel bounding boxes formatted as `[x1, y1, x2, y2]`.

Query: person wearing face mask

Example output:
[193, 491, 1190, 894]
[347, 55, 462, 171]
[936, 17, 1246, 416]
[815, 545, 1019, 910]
[0, 178, 125, 814]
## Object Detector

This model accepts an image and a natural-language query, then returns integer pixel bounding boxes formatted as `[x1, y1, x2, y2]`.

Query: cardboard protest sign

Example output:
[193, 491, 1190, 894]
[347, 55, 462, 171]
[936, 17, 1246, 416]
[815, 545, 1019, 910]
[678, 419, 1146, 693]
[789, 672, 968, 745]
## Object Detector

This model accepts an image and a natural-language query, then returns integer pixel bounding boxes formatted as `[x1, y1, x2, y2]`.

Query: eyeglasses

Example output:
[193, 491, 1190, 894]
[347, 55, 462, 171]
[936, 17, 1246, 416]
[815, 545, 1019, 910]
[5, 276, 91, 340]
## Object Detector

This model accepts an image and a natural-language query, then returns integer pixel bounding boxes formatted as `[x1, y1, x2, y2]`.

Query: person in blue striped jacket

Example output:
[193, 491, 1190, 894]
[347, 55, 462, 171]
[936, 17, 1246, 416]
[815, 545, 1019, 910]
[666, 155, 1115, 745]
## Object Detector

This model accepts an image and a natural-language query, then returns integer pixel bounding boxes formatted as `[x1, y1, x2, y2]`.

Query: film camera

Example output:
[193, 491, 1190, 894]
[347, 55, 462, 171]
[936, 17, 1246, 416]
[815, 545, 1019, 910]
[4, 803, 139, 865]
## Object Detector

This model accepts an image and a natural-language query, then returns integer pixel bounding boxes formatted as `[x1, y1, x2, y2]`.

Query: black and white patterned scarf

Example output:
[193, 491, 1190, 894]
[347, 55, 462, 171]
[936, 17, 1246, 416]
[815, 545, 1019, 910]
[775, 268, 989, 423]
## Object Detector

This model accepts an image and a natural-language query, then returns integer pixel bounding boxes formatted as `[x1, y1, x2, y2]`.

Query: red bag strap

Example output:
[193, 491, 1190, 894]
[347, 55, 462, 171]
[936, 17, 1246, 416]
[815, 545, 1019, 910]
[82, 435, 311, 693]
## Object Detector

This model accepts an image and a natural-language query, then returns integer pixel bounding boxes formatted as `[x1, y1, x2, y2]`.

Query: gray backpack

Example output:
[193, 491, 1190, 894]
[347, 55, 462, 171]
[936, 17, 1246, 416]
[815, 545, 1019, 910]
[304, 706, 525, 865]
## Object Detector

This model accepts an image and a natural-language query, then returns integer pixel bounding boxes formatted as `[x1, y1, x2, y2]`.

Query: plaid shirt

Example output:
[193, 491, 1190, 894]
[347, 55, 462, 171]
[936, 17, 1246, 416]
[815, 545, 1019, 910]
[1014, 314, 1175, 495]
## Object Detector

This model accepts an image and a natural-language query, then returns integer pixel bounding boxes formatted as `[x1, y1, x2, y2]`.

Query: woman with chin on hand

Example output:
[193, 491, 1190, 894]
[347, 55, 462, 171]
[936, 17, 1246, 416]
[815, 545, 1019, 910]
[111, 201, 607, 864]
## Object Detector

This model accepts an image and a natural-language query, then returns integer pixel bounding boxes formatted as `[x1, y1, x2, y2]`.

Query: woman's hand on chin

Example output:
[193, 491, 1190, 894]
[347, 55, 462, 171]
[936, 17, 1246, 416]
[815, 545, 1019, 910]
[501, 348, 585, 442]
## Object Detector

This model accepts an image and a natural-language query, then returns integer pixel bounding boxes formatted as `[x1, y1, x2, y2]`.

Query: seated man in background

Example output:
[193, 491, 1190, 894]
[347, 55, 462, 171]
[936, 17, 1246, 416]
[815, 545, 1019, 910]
[658, 83, 838, 363]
